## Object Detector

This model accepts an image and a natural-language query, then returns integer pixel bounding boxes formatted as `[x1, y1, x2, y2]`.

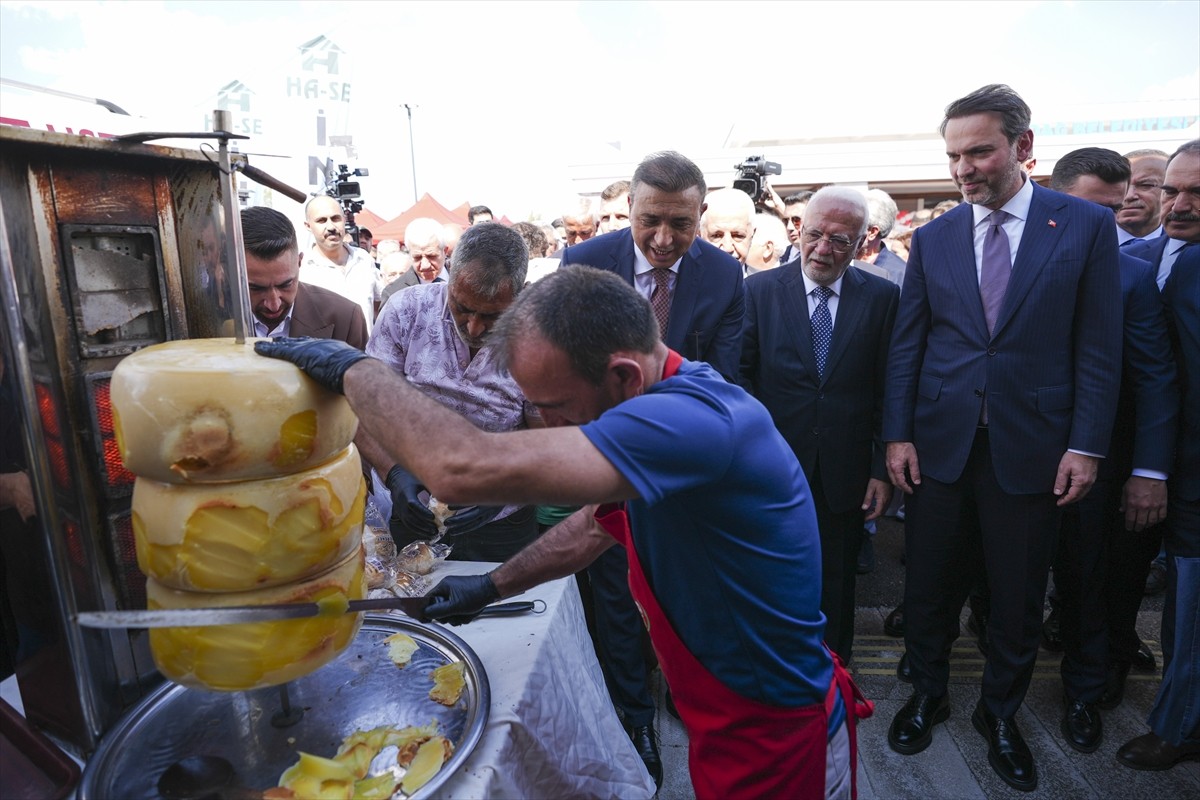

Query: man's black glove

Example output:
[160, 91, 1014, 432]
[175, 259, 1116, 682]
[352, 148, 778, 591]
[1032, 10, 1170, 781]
[444, 504, 504, 536]
[424, 574, 501, 626]
[386, 465, 438, 538]
[253, 337, 371, 395]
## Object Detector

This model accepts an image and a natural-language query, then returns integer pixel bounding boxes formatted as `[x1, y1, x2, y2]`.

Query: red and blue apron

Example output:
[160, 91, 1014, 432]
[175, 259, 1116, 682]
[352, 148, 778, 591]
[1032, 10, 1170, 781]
[592, 350, 873, 799]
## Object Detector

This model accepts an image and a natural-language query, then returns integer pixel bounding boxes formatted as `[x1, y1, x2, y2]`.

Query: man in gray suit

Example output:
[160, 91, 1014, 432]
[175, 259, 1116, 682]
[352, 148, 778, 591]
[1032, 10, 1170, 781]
[882, 85, 1121, 792]
[242, 206, 367, 350]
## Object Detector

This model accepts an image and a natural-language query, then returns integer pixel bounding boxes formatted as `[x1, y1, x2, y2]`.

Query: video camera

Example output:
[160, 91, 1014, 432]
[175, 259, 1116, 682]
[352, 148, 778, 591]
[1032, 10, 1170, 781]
[326, 164, 369, 234]
[733, 155, 782, 201]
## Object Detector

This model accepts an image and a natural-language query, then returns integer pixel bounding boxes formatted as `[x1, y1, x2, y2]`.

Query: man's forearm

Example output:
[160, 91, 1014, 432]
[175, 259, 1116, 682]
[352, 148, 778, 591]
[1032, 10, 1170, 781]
[490, 506, 615, 598]
[343, 359, 487, 484]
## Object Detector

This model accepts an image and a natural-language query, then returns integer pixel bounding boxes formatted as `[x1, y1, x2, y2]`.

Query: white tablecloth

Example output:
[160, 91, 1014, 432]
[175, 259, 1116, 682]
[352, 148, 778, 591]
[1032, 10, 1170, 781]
[427, 561, 656, 800]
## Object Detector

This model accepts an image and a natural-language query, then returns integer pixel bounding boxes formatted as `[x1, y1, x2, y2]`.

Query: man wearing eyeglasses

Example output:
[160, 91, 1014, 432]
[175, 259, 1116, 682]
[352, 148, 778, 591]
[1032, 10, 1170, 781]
[882, 85, 1121, 792]
[741, 186, 899, 666]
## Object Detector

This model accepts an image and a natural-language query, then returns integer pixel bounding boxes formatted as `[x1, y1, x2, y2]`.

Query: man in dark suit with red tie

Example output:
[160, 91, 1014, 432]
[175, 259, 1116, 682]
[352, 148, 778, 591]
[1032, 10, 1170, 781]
[558, 151, 744, 787]
[882, 85, 1122, 792]
[740, 186, 898, 666]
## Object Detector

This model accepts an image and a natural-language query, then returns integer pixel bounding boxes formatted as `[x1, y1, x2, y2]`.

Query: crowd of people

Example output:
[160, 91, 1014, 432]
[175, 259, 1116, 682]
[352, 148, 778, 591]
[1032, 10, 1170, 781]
[237, 83, 1198, 798]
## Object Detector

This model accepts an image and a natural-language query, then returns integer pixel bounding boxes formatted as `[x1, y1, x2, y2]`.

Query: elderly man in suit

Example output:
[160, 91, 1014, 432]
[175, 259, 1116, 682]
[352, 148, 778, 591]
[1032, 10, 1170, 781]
[242, 206, 368, 349]
[882, 85, 1122, 792]
[559, 150, 745, 787]
[856, 188, 907, 287]
[1118, 139, 1200, 771]
[740, 186, 898, 665]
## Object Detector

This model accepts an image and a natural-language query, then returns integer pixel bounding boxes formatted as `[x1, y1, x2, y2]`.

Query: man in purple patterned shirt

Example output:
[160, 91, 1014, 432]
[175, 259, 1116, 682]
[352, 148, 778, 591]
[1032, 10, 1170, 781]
[361, 223, 542, 561]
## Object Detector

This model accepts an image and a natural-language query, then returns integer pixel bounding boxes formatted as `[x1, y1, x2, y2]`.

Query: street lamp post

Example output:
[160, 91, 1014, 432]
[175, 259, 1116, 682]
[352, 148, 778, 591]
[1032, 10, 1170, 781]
[403, 103, 418, 204]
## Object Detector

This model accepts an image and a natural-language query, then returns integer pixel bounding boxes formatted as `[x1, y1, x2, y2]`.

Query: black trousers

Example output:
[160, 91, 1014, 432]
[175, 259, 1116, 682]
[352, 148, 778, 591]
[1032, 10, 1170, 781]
[904, 429, 1061, 719]
[809, 469, 865, 665]
[585, 545, 656, 727]
[1055, 472, 1165, 700]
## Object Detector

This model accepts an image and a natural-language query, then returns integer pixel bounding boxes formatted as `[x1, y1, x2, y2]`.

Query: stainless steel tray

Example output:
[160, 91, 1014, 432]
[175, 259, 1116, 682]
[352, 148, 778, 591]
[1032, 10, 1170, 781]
[78, 614, 489, 799]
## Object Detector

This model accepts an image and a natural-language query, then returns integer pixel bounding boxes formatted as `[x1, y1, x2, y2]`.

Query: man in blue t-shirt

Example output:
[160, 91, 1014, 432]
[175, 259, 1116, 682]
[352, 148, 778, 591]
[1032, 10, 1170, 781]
[255, 266, 868, 800]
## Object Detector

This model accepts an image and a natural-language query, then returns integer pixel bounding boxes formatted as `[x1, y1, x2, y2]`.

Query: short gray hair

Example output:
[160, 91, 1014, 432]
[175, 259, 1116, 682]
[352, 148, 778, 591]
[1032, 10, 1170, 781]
[865, 189, 898, 238]
[404, 217, 444, 248]
[805, 186, 870, 238]
[449, 222, 528, 299]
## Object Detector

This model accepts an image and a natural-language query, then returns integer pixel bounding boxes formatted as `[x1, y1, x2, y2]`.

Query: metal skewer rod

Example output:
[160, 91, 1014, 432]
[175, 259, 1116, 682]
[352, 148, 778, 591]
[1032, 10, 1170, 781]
[213, 109, 253, 344]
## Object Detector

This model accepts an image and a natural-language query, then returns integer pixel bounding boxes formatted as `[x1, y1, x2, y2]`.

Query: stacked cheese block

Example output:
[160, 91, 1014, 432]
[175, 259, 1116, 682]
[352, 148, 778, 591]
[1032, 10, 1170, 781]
[111, 338, 367, 691]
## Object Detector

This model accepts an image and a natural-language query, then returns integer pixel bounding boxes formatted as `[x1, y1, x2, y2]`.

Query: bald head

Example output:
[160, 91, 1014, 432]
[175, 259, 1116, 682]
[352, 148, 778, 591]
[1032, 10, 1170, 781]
[304, 195, 347, 256]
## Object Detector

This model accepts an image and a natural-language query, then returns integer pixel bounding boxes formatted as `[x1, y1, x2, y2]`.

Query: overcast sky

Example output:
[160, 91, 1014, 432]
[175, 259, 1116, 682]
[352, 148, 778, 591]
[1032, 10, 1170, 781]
[2, 0, 1197, 221]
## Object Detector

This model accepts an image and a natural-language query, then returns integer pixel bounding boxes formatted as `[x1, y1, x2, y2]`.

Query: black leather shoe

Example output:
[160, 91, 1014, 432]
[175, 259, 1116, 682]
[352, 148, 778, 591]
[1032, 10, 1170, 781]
[896, 652, 913, 684]
[972, 701, 1037, 792]
[1132, 640, 1156, 672]
[884, 605, 905, 638]
[1117, 732, 1200, 771]
[629, 724, 663, 789]
[1061, 695, 1103, 753]
[1041, 608, 1063, 652]
[1098, 662, 1130, 710]
[888, 692, 950, 755]
[966, 611, 990, 657]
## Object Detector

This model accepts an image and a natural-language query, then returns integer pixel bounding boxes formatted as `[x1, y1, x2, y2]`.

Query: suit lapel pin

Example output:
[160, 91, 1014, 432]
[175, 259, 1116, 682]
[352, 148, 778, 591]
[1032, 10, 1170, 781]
[1048, 220, 1057, 228]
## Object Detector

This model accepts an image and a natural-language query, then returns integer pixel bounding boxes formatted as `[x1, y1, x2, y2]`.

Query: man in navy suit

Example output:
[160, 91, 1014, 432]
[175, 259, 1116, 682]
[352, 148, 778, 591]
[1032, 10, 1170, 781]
[559, 150, 745, 786]
[1045, 148, 1178, 753]
[1117, 149, 1168, 247]
[1119, 139, 1200, 771]
[882, 85, 1122, 792]
[562, 151, 744, 381]
[740, 186, 898, 665]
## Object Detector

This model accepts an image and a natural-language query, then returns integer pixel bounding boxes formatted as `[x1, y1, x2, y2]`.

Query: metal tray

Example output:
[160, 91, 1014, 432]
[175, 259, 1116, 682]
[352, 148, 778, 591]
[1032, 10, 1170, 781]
[78, 614, 489, 799]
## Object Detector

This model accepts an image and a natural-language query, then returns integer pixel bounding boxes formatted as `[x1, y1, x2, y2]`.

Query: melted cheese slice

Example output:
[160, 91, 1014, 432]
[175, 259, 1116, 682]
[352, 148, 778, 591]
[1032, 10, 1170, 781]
[147, 546, 365, 691]
[111, 338, 358, 483]
[132, 445, 365, 592]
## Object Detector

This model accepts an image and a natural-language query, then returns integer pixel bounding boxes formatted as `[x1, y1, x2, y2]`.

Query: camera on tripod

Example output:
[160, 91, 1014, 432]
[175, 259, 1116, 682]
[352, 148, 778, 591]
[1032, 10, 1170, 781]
[733, 155, 782, 200]
[326, 164, 369, 232]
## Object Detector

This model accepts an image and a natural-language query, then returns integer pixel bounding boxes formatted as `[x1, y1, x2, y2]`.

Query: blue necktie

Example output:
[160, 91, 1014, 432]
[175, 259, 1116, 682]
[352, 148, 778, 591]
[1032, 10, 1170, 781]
[812, 285, 834, 379]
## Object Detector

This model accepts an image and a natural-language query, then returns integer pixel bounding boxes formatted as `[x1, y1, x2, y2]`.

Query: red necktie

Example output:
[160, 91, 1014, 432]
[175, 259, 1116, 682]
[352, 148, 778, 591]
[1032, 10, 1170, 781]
[651, 269, 671, 336]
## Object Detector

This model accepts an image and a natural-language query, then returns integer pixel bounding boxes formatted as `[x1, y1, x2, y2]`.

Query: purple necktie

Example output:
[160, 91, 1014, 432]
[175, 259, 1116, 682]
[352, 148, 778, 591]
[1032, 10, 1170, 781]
[979, 209, 1011, 337]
